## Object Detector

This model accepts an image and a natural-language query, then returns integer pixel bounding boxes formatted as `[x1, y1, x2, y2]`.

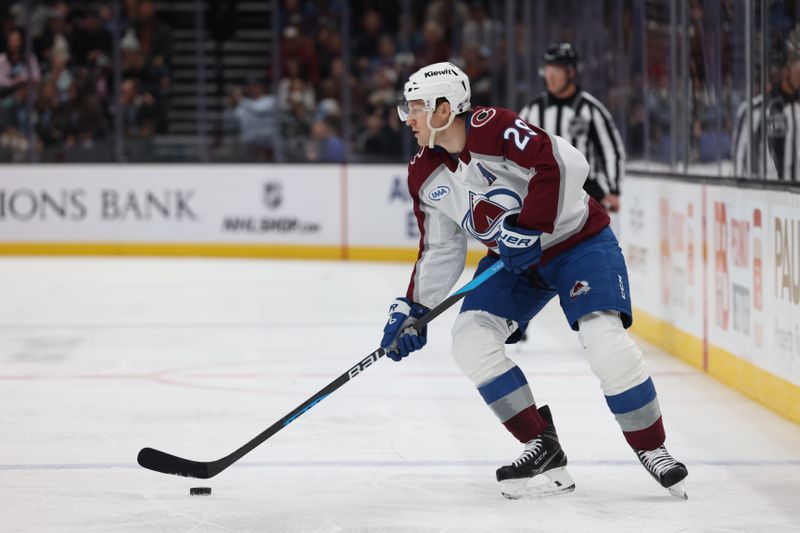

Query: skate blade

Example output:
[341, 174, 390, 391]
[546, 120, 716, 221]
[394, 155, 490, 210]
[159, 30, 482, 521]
[500, 467, 576, 500]
[667, 480, 688, 500]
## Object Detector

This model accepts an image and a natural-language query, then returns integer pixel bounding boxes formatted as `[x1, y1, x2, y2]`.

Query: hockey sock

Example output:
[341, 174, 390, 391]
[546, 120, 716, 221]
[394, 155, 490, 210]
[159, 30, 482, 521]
[477, 366, 548, 443]
[605, 377, 666, 450]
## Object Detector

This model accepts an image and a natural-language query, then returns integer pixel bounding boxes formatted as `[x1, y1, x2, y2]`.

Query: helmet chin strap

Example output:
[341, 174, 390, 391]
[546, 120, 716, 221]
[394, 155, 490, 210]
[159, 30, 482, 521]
[426, 110, 457, 149]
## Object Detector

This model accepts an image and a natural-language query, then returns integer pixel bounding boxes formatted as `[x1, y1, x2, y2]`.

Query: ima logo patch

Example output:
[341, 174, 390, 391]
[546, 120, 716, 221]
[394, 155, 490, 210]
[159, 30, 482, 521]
[428, 185, 450, 201]
[569, 280, 591, 299]
[461, 189, 521, 249]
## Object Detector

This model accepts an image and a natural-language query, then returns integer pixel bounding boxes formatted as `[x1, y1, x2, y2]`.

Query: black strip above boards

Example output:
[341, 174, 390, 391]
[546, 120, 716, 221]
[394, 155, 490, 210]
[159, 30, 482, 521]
[628, 169, 800, 194]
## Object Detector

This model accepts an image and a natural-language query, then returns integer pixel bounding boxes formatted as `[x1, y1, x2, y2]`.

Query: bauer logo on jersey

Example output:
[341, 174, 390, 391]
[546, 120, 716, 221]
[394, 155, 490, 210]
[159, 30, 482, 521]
[569, 280, 591, 299]
[428, 185, 451, 201]
[461, 189, 521, 248]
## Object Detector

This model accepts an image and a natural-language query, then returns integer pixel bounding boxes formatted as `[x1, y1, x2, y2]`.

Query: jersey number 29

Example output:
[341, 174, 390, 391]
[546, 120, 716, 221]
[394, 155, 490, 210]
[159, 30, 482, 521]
[503, 119, 537, 151]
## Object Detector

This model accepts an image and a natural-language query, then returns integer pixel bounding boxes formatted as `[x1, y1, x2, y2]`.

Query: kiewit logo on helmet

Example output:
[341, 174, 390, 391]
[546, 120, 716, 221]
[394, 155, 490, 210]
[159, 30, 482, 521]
[424, 68, 456, 78]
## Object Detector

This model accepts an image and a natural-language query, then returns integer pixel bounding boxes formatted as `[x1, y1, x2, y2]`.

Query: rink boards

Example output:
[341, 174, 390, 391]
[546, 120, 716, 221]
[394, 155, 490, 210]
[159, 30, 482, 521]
[0, 164, 482, 262]
[620, 178, 800, 425]
[0, 164, 798, 423]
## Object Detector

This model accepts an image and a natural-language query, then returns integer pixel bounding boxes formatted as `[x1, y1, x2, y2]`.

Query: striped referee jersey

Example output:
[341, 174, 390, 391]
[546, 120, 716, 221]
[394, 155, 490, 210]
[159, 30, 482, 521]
[520, 89, 625, 202]
[732, 89, 799, 181]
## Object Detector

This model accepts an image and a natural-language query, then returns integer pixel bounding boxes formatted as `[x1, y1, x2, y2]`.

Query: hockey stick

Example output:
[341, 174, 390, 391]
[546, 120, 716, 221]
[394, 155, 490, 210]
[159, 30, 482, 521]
[137, 260, 504, 479]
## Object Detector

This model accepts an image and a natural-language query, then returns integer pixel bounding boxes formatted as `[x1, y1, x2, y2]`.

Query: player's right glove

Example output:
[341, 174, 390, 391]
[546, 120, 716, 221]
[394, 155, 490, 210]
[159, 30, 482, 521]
[497, 214, 543, 273]
[380, 297, 429, 362]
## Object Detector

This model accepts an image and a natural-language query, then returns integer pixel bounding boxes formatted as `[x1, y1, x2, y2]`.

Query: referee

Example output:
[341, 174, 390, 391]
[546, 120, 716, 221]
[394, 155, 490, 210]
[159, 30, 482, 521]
[732, 42, 800, 181]
[520, 43, 626, 212]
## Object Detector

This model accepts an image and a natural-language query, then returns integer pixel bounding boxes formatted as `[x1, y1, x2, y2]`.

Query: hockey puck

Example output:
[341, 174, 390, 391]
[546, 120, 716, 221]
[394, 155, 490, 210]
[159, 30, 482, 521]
[190, 487, 211, 496]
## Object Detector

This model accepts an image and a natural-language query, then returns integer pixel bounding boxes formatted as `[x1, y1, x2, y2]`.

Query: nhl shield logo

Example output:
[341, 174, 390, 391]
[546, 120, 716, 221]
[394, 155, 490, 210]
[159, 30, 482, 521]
[263, 181, 283, 209]
[569, 280, 591, 299]
[568, 116, 589, 138]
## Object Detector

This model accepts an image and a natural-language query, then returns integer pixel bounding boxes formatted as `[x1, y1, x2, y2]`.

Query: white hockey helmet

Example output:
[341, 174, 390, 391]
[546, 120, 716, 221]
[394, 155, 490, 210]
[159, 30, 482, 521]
[397, 62, 471, 148]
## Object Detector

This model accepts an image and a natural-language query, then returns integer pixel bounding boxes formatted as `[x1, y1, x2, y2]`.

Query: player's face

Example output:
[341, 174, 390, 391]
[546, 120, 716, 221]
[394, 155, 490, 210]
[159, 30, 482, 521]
[544, 65, 572, 95]
[405, 100, 431, 146]
[787, 59, 800, 92]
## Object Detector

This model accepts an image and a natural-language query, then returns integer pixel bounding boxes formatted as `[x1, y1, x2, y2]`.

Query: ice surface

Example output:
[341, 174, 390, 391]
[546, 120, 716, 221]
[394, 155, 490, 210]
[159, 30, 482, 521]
[1, 257, 798, 532]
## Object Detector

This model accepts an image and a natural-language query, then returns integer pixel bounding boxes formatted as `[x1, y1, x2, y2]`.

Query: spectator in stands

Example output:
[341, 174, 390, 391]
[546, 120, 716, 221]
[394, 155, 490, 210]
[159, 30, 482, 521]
[306, 113, 345, 162]
[417, 20, 450, 67]
[0, 28, 41, 98]
[234, 77, 278, 161]
[120, 25, 169, 134]
[316, 25, 342, 81]
[120, 78, 156, 139]
[33, 5, 71, 64]
[302, 0, 342, 33]
[63, 76, 108, 149]
[220, 85, 242, 136]
[285, 90, 312, 132]
[366, 66, 397, 110]
[133, 0, 173, 71]
[97, 4, 115, 35]
[35, 79, 67, 153]
[278, 60, 315, 113]
[71, 7, 113, 68]
[45, 50, 72, 103]
[355, 10, 384, 73]
[355, 110, 400, 159]
[282, 95, 313, 162]
[462, 1, 501, 56]
[0, 79, 36, 160]
[314, 77, 340, 122]
[460, 42, 490, 105]
[368, 34, 399, 75]
[424, 0, 471, 43]
[279, 0, 304, 32]
[281, 25, 320, 86]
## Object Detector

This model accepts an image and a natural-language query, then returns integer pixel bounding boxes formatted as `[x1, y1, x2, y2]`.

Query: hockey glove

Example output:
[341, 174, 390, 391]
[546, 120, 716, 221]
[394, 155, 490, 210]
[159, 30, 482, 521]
[380, 297, 429, 362]
[497, 214, 542, 274]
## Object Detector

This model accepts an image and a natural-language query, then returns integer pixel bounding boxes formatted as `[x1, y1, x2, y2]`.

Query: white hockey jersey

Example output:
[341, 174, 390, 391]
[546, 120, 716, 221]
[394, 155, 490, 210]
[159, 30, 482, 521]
[405, 106, 610, 308]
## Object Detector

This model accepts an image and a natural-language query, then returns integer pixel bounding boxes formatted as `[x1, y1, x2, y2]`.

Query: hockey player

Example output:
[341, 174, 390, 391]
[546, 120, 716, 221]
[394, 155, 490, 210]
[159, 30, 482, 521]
[381, 62, 688, 500]
[519, 43, 625, 212]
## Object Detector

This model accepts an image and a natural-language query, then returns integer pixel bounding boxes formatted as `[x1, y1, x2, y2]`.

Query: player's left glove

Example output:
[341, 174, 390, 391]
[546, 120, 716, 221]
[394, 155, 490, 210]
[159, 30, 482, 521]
[380, 297, 429, 362]
[497, 214, 543, 274]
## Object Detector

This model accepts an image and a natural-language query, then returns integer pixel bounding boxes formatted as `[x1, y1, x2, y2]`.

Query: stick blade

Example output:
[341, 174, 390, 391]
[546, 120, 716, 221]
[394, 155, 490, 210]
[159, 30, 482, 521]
[137, 447, 214, 479]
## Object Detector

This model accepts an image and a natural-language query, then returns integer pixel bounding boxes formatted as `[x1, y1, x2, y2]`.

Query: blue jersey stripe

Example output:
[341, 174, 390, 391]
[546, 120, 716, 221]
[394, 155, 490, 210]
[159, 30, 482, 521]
[605, 377, 657, 414]
[477, 366, 528, 405]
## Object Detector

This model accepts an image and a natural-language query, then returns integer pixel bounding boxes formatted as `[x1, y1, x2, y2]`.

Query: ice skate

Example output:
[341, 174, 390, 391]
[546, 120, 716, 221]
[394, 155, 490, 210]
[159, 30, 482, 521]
[495, 405, 575, 499]
[635, 445, 688, 500]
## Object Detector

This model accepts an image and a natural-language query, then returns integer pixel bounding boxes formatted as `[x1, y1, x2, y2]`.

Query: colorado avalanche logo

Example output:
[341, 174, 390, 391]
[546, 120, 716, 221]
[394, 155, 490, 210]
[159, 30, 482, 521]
[569, 280, 591, 299]
[461, 189, 522, 249]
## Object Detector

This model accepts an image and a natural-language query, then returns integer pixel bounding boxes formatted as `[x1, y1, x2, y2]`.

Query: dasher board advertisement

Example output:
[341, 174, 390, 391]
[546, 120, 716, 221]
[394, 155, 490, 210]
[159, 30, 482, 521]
[0, 165, 341, 245]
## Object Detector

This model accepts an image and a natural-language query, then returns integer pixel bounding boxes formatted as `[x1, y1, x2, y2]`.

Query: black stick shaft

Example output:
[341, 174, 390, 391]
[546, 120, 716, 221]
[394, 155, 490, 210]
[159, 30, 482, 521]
[137, 261, 504, 478]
